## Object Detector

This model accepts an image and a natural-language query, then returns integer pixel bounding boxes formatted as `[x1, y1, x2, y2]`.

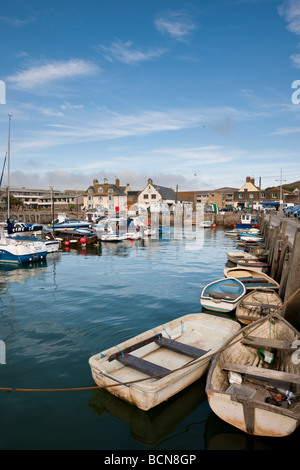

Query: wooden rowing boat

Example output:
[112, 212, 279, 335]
[206, 314, 300, 437]
[236, 259, 269, 273]
[225, 251, 258, 264]
[236, 288, 283, 325]
[200, 278, 246, 313]
[89, 313, 241, 411]
[223, 267, 279, 290]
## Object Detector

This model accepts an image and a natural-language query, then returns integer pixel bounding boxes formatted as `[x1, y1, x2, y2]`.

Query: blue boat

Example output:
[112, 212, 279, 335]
[200, 278, 246, 313]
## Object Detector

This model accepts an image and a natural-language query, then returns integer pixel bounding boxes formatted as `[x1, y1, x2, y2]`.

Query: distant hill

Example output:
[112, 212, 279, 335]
[266, 180, 300, 192]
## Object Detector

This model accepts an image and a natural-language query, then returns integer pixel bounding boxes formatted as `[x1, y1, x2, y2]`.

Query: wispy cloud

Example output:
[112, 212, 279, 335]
[291, 53, 300, 68]
[278, 0, 300, 35]
[0, 16, 35, 27]
[154, 11, 196, 42]
[97, 39, 165, 65]
[7, 59, 99, 90]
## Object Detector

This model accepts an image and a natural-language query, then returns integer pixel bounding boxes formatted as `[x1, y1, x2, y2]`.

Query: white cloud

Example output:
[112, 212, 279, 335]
[154, 11, 196, 41]
[291, 52, 300, 67]
[278, 0, 300, 35]
[7, 59, 99, 90]
[97, 39, 165, 65]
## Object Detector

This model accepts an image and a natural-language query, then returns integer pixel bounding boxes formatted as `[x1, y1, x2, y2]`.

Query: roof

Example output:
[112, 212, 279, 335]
[153, 184, 180, 201]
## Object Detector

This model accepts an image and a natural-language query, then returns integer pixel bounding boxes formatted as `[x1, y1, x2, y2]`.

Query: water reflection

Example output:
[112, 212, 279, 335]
[89, 379, 207, 448]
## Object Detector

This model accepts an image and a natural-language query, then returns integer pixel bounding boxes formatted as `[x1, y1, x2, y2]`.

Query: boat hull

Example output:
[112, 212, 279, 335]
[200, 278, 246, 313]
[89, 313, 240, 411]
[224, 267, 279, 290]
[0, 246, 47, 264]
[206, 315, 300, 437]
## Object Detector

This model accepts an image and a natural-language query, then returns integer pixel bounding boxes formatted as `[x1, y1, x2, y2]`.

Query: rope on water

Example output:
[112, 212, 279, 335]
[1, 286, 299, 393]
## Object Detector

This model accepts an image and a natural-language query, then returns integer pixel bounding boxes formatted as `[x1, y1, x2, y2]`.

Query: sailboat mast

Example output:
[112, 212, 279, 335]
[7, 114, 11, 220]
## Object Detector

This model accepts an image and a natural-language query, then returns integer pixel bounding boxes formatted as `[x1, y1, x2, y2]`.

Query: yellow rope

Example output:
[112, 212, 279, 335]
[1, 286, 299, 393]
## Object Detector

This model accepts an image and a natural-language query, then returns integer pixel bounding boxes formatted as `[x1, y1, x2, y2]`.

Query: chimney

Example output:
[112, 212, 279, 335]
[250, 178, 255, 185]
[115, 178, 120, 188]
[246, 176, 250, 183]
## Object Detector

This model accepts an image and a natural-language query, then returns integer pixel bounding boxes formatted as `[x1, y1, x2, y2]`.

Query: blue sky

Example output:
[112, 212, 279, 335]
[0, 0, 299, 192]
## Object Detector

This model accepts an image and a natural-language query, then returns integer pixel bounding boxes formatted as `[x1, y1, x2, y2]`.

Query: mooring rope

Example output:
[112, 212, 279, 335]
[0, 286, 299, 393]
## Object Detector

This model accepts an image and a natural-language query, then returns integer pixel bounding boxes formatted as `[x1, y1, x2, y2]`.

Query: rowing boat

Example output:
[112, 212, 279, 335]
[236, 259, 269, 273]
[200, 278, 246, 313]
[225, 251, 258, 264]
[236, 288, 283, 325]
[223, 267, 279, 290]
[206, 314, 300, 437]
[89, 313, 241, 411]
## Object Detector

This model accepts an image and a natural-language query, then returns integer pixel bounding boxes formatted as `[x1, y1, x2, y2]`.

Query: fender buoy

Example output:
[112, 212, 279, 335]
[80, 237, 87, 245]
[65, 241, 70, 246]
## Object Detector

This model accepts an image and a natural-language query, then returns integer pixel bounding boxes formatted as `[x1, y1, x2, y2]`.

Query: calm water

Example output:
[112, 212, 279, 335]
[0, 228, 299, 450]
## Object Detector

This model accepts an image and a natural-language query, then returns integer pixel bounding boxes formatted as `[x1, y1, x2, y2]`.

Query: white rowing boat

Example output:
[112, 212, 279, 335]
[89, 313, 241, 411]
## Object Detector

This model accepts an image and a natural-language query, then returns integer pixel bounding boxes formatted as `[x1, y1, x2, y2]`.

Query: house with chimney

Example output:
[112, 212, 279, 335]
[138, 178, 180, 212]
[83, 178, 128, 213]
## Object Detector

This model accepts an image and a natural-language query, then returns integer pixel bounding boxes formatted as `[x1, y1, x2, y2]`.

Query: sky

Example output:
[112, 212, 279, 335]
[0, 0, 300, 192]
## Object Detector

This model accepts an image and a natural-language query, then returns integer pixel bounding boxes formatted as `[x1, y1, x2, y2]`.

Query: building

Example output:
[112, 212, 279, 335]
[83, 178, 128, 213]
[0, 186, 84, 211]
[138, 178, 180, 211]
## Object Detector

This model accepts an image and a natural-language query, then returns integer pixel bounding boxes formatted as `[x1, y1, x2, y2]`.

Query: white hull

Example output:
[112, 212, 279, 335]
[206, 315, 300, 437]
[89, 313, 240, 411]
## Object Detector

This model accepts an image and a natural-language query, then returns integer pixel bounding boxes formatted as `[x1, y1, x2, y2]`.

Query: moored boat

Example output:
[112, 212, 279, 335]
[225, 251, 258, 264]
[224, 267, 279, 290]
[0, 223, 48, 264]
[89, 313, 241, 411]
[236, 259, 269, 273]
[236, 288, 283, 325]
[200, 278, 246, 313]
[206, 314, 300, 437]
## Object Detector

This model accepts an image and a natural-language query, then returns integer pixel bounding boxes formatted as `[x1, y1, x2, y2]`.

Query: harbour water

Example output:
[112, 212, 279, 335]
[0, 227, 299, 450]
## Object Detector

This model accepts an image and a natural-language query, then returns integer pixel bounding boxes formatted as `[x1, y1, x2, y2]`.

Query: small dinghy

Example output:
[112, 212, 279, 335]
[200, 278, 246, 313]
[206, 314, 300, 437]
[89, 313, 241, 411]
[224, 267, 279, 290]
[236, 258, 269, 273]
[236, 288, 283, 325]
[225, 251, 258, 264]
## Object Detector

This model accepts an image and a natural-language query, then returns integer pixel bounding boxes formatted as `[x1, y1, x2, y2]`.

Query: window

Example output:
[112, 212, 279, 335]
[144, 194, 148, 199]
[261, 192, 265, 198]
[151, 194, 156, 199]
[272, 192, 278, 198]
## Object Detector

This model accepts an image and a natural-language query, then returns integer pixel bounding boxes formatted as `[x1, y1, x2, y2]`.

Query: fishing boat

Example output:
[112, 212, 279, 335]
[0, 223, 47, 264]
[236, 258, 269, 273]
[50, 230, 98, 246]
[200, 278, 246, 313]
[100, 228, 127, 242]
[206, 314, 300, 437]
[50, 213, 91, 230]
[225, 251, 258, 264]
[236, 288, 283, 325]
[223, 267, 279, 290]
[89, 313, 241, 411]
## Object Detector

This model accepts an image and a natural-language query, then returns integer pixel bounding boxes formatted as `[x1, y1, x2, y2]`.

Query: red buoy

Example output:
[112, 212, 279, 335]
[80, 237, 87, 245]
[65, 241, 70, 246]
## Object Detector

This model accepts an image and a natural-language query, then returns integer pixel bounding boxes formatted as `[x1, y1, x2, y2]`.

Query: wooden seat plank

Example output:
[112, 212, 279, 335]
[205, 291, 240, 300]
[222, 361, 300, 385]
[241, 336, 295, 350]
[118, 353, 170, 378]
[155, 336, 207, 359]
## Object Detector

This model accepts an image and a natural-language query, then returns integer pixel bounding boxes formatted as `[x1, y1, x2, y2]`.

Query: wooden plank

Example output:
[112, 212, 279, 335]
[240, 301, 282, 310]
[241, 336, 295, 350]
[205, 291, 240, 300]
[222, 361, 300, 385]
[155, 336, 207, 359]
[118, 353, 170, 378]
[108, 334, 162, 362]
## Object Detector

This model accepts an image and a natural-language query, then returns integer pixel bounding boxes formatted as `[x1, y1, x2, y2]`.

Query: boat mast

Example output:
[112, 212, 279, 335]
[7, 114, 12, 220]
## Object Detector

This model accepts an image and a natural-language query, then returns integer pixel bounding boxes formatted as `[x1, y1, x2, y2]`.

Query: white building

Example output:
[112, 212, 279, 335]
[138, 178, 180, 212]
